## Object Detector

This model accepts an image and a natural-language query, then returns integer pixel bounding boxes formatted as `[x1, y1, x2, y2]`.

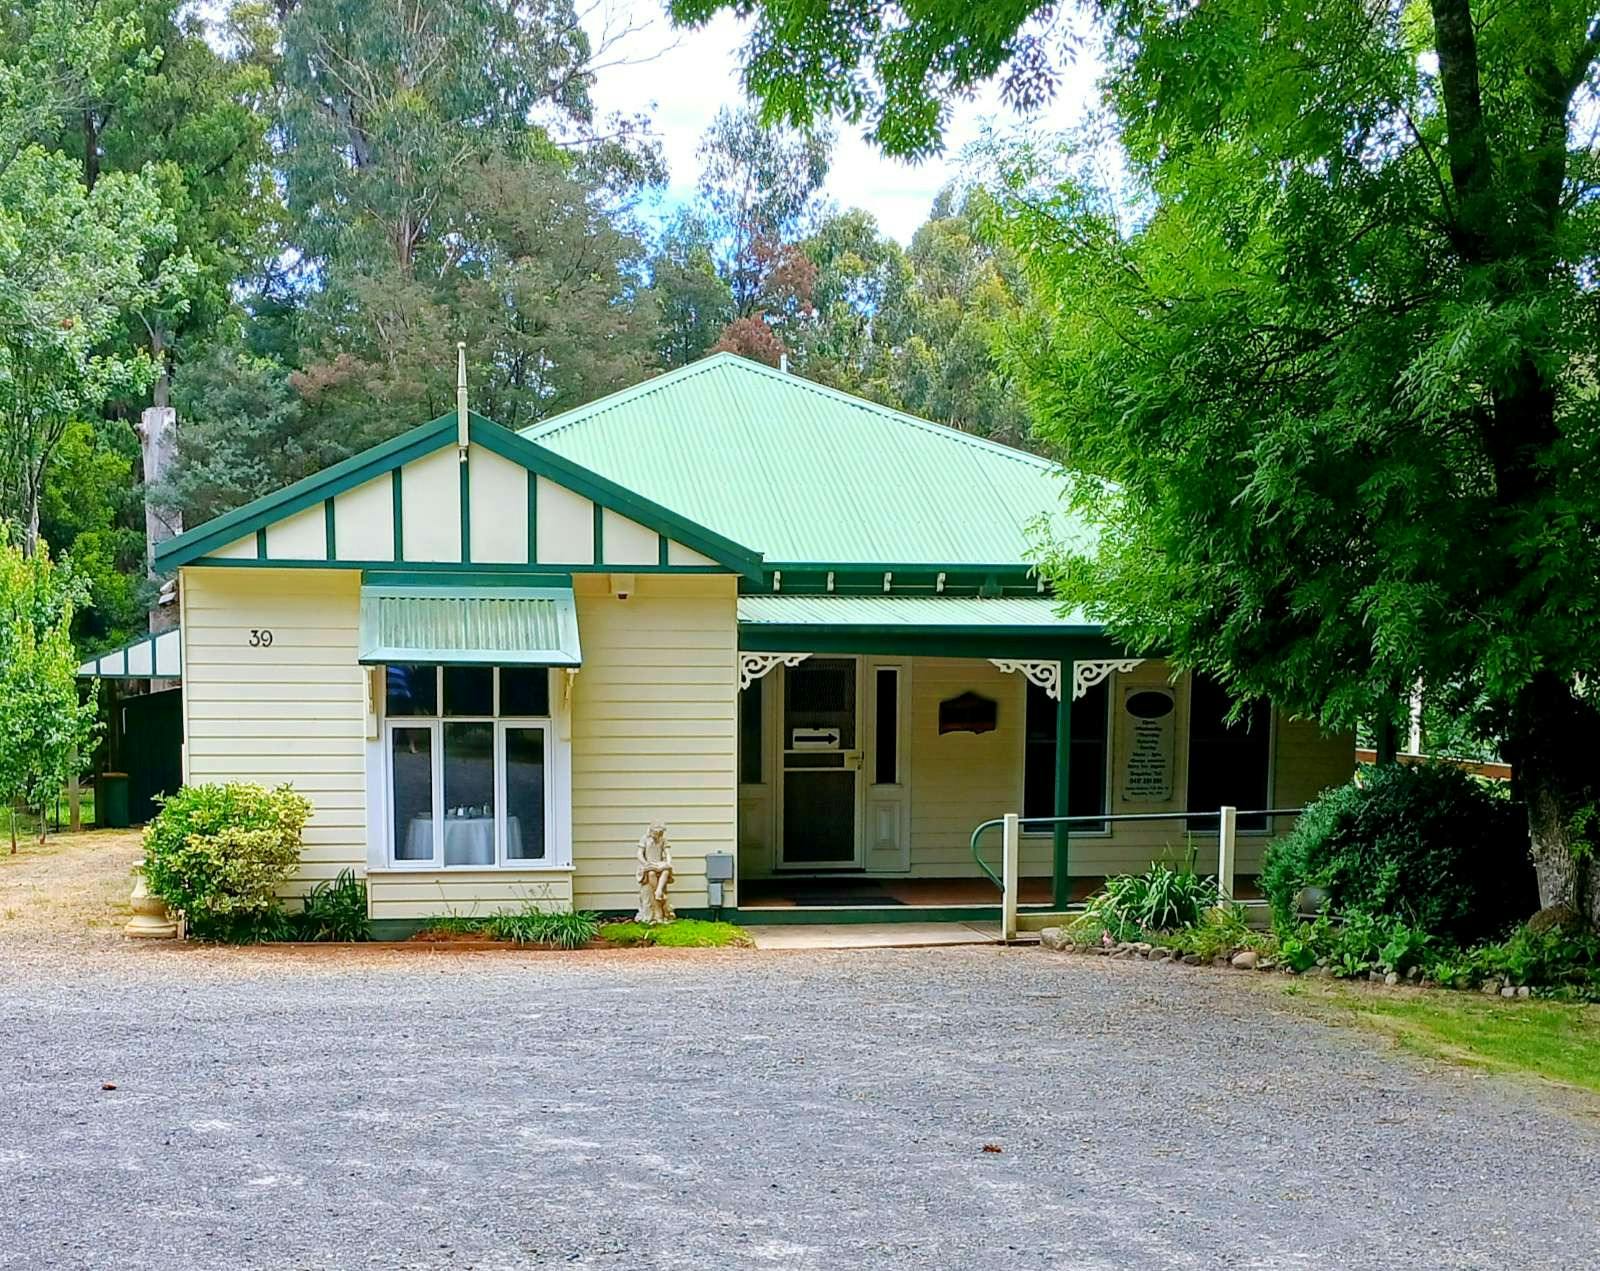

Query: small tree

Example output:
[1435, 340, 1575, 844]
[0, 531, 99, 848]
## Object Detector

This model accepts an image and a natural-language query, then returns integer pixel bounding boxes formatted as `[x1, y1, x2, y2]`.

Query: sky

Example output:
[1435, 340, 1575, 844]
[584, 5, 1103, 244]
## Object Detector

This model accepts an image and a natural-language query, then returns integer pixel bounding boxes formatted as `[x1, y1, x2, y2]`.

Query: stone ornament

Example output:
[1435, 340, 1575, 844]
[125, 875, 177, 939]
[634, 822, 676, 925]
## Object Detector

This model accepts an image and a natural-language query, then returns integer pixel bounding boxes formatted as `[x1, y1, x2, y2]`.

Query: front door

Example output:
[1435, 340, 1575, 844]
[780, 656, 861, 867]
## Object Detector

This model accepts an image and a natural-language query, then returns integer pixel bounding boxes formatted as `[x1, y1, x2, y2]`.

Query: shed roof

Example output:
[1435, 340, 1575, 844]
[523, 353, 1086, 569]
[77, 628, 182, 680]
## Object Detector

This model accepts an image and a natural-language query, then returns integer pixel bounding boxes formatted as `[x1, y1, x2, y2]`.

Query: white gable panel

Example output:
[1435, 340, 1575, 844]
[334, 474, 395, 561]
[266, 503, 327, 560]
[535, 477, 593, 564]
[212, 535, 256, 560]
[667, 540, 717, 567]
[601, 508, 657, 566]
[125, 640, 153, 676]
[401, 448, 462, 562]
[468, 446, 529, 564]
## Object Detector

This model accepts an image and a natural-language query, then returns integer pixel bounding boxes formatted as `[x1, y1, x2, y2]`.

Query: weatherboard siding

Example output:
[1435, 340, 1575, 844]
[568, 574, 739, 911]
[366, 869, 573, 921]
[181, 567, 367, 896]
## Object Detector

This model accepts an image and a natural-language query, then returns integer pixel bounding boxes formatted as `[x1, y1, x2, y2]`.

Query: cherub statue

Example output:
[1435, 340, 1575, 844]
[634, 822, 676, 924]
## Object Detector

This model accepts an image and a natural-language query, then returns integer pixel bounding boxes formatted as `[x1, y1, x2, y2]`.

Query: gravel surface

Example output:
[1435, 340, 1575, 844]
[4, 942, 1599, 1270]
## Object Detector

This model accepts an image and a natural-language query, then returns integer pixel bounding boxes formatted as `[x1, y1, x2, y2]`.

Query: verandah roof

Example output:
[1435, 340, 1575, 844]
[76, 628, 183, 680]
[358, 586, 582, 666]
[736, 594, 1094, 632]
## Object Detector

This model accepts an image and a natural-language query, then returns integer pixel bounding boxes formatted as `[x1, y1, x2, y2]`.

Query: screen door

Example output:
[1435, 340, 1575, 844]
[780, 657, 860, 867]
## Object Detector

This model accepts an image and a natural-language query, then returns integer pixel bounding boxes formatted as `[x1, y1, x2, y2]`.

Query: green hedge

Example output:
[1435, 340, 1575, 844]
[1262, 764, 1534, 944]
[141, 783, 311, 941]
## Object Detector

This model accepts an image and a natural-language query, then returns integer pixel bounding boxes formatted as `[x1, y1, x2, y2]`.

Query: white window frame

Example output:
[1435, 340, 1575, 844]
[373, 665, 571, 870]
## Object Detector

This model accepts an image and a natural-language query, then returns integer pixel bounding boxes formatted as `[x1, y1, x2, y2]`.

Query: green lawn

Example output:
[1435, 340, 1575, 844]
[599, 919, 752, 948]
[1299, 983, 1600, 1095]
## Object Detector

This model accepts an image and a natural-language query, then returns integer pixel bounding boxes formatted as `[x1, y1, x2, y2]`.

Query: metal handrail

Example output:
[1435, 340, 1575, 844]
[969, 808, 1307, 892]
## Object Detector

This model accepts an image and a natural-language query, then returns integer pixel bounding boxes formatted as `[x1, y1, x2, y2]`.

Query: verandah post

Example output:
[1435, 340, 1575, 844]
[1217, 805, 1238, 902]
[1052, 682, 1073, 910]
[1001, 813, 1020, 940]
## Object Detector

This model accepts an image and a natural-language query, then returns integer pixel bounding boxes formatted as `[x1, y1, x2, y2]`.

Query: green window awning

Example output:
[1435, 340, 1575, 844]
[358, 586, 581, 667]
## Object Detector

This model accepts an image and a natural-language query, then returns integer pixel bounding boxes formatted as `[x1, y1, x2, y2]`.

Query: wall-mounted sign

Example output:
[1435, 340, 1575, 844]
[938, 692, 998, 735]
[791, 727, 841, 750]
[1121, 686, 1175, 802]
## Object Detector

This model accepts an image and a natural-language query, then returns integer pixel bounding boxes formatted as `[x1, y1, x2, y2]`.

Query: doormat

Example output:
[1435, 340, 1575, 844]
[749, 882, 905, 907]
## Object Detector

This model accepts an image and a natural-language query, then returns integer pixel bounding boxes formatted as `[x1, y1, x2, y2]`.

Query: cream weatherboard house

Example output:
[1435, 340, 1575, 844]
[138, 352, 1351, 933]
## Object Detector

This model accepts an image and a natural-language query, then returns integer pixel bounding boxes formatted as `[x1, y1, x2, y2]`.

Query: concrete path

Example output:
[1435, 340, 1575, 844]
[747, 919, 1007, 949]
[3, 941, 1598, 1269]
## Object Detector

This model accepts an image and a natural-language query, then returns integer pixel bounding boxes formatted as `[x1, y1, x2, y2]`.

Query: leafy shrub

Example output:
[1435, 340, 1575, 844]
[1160, 905, 1271, 962]
[482, 907, 600, 948]
[1261, 764, 1534, 944]
[141, 783, 311, 941]
[297, 869, 370, 942]
[1083, 861, 1219, 937]
[1275, 913, 1438, 978]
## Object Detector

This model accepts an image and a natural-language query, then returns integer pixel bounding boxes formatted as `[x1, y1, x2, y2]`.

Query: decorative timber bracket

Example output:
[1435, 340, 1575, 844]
[988, 659, 1062, 701]
[739, 652, 811, 691]
[1070, 659, 1147, 700]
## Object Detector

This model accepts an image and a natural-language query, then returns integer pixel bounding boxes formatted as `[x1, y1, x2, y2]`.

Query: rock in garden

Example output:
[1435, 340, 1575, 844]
[1480, 979, 1502, 995]
[1500, 986, 1517, 998]
[1182, 953, 1202, 966]
[1517, 986, 1531, 998]
[1527, 903, 1582, 936]
[1383, 972, 1400, 986]
[1231, 950, 1259, 970]
[1037, 927, 1066, 951]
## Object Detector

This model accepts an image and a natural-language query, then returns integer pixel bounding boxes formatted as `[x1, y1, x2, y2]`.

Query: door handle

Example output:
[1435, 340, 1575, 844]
[842, 751, 862, 771]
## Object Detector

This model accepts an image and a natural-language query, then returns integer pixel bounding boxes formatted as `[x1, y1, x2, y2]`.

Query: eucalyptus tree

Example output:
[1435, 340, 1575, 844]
[678, 0, 1600, 922]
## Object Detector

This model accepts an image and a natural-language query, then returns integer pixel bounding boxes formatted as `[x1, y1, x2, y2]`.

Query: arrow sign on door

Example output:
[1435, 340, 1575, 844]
[791, 727, 841, 749]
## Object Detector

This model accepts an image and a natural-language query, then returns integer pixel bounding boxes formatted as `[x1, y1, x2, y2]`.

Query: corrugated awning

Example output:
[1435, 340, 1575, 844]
[77, 628, 183, 680]
[737, 594, 1092, 631]
[358, 586, 581, 666]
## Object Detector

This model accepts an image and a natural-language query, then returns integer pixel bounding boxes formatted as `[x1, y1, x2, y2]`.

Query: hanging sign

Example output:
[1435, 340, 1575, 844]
[1121, 686, 1175, 802]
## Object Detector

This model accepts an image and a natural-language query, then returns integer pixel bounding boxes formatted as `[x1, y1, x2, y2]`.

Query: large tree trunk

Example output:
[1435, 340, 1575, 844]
[1504, 671, 1600, 925]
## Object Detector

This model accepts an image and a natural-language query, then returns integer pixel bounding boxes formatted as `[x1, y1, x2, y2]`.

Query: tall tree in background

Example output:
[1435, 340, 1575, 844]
[648, 211, 734, 368]
[0, 147, 191, 555]
[685, 0, 1600, 924]
[696, 105, 832, 316]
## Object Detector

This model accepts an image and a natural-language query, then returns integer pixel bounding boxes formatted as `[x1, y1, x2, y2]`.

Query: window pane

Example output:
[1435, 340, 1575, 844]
[874, 668, 898, 785]
[386, 665, 437, 716]
[499, 666, 550, 716]
[444, 666, 494, 717]
[504, 726, 547, 861]
[391, 727, 434, 861]
[442, 721, 496, 865]
[1187, 674, 1271, 829]
[738, 677, 763, 785]
[1024, 679, 1108, 828]
[785, 658, 855, 749]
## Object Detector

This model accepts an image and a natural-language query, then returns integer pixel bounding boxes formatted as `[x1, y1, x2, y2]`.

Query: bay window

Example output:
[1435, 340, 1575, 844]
[384, 664, 555, 867]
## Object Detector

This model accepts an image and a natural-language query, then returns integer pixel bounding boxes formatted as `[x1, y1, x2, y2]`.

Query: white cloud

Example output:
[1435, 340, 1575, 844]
[585, 4, 1101, 243]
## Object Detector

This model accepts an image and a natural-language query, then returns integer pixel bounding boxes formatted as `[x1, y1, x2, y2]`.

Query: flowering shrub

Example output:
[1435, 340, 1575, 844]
[141, 783, 311, 941]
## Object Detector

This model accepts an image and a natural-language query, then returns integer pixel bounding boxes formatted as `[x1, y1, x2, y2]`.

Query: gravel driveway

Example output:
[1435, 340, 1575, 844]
[2, 941, 1598, 1270]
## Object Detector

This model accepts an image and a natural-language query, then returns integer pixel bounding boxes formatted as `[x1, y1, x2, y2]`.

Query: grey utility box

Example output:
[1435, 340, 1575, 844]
[703, 852, 735, 883]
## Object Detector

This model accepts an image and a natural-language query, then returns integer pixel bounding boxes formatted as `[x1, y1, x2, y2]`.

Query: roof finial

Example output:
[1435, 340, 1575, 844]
[456, 341, 469, 458]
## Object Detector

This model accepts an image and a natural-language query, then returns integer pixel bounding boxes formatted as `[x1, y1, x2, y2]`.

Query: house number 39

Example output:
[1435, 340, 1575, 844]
[248, 628, 274, 648]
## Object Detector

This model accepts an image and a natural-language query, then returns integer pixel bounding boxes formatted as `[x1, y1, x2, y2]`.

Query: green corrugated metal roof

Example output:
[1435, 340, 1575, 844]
[522, 352, 1088, 568]
[737, 594, 1093, 630]
[358, 586, 581, 666]
[76, 628, 183, 680]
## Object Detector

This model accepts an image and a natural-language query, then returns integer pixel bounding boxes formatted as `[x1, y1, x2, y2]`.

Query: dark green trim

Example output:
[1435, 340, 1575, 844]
[1052, 690, 1072, 910]
[472, 420, 764, 579]
[362, 569, 576, 589]
[745, 568, 1046, 598]
[156, 414, 457, 568]
[254, 528, 267, 560]
[187, 557, 727, 574]
[740, 628, 1118, 660]
[458, 452, 471, 563]
[657, 534, 669, 568]
[391, 470, 404, 563]
[323, 499, 336, 558]
[527, 471, 538, 564]
[732, 904, 1047, 925]
[592, 500, 604, 565]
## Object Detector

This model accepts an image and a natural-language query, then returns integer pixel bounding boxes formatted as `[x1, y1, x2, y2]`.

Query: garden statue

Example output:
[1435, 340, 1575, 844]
[634, 822, 676, 924]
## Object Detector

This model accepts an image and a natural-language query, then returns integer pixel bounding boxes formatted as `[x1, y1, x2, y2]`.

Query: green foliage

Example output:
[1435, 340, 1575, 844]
[140, 782, 311, 940]
[1156, 905, 1269, 963]
[1082, 860, 1219, 937]
[0, 536, 100, 844]
[1262, 766, 1533, 944]
[0, 145, 191, 550]
[296, 868, 370, 942]
[481, 906, 600, 949]
[599, 919, 752, 948]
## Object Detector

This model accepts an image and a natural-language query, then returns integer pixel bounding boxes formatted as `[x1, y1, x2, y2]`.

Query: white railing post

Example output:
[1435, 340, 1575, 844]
[1217, 805, 1238, 902]
[1001, 812, 1021, 941]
